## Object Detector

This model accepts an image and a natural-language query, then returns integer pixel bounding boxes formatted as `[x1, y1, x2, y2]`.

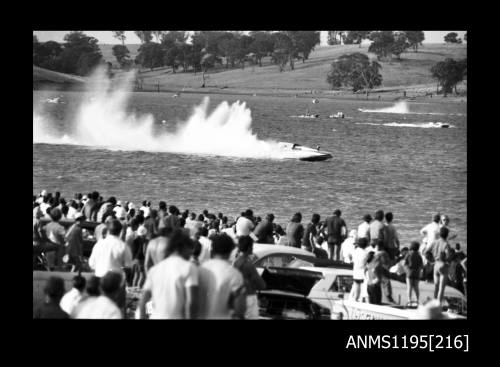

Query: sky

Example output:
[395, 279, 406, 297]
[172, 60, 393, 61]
[34, 30, 467, 46]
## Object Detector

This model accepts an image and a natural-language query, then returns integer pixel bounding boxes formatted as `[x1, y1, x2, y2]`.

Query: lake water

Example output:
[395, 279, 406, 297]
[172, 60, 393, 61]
[33, 91, 467, 249]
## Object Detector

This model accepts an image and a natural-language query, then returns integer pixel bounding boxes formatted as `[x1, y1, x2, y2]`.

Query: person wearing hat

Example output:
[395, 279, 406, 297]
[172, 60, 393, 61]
[64, 213, 86, 272]
[43, 208, 67, 270]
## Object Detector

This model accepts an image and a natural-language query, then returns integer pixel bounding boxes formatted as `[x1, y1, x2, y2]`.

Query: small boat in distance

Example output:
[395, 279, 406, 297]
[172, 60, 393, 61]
[329, 112, 345, 118]
[278, 142, 333, 162]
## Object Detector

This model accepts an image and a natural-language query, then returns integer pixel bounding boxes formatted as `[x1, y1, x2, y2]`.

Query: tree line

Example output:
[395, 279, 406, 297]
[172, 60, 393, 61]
[111, 31, 321, 74]
[33, 32, 106, 76]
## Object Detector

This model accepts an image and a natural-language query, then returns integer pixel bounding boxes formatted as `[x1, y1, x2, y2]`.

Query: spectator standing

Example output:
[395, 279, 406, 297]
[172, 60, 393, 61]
[60, 275, 87, 315]
[350, 238, 369, 301]
[139, 229, 198, 319]
[325, 209, 347, 261]
[369, 210, 385, 249]
[236, 209, 255, 238]
[253, 214, 275, 244]
[233, 236, 266, 319]
[34, 276, 69, 319]
[286, 212, 304, 248]
[63, 213, 86, 272]
[302, 214, 320, 252]
[383, 212, 400, 261]
[404, 241, 424, 304]
[357, 214, 372, 241]
[420, 214, 441, 254]
[198, 234, 246, 319]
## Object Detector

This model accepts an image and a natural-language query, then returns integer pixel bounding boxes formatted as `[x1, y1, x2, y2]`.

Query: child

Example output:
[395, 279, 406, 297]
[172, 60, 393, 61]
[404, 241, 424, 305]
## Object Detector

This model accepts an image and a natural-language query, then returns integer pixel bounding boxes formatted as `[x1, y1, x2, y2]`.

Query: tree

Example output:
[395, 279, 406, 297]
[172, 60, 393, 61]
[112, 44, 131, 69]
[430, 58, 467, 95]
[288, 31, 320, 62]
[112, 31, 126, 46]
[152, 31, 165, 43]
[390, 32, 410, 60]
[248, 31, 274, 66]
[135, 31, 153, 44]
[405, 31, 425, 52]
[135, 42, 164, 70]
[368, 31, 395, 60]
[272, 32, 295, 71]
[444, 32, 460, 43]
[327, 31, 346, 45]
[326, 52, 382, 95]
[160, 31, 188, 45]
[35, 41, 63, 70]
[345, 31, 370, 47]
[57, 31, 102, 75]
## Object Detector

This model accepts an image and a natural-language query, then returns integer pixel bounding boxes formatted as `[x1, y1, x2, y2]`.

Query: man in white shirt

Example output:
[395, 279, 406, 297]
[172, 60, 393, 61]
[89, 219, 133, 278]
[60, 275, 87, 315]
[196, 227, 212, 264]
[140, 200, 151, 218]
[72, 272, 123, 319]
[340, 230, 357, 263]
[138, 229, 198, 319]
[113, 201, 127, 220]
[198, 234, 246, 319]
[236, 210, 254, 237]
[357, 214, 372, 241]
[420, 214, 441, 254]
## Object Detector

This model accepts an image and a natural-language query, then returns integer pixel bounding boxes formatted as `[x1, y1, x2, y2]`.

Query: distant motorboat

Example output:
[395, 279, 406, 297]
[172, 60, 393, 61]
[296, 114, 320, 119]
[278, 142, 332, 162]
[434, 122, 450, 128]
[44, 97, 62, 104]
[329, 112, 345, 118]
[312, 98, 319, 104]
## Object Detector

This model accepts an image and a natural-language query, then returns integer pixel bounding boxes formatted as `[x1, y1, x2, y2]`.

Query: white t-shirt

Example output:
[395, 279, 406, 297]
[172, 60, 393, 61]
[66, 206, 78, 220]
[352, 247, 368, 280]
[60, 288, 85, 315]
[40, 202, 50, 216]
[143, 255, 199, 319]
[235, 217, 254, 237]
[357, 222, 370, 239]
[88, 235, 133, 277]
[421, 222, 440, 249]
[198, 236, 212, 264]
[113, 206, 127, 219]
[198, 258, 245, 319]
[222, 227, 238, 243]
[140, 206, 150, 218]
[340, 237, 356, 263]
[71, 296, 122, 319]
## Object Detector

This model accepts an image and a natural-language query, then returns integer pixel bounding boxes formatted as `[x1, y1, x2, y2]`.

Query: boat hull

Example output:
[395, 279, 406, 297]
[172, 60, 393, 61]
[299, 153, 333, 162]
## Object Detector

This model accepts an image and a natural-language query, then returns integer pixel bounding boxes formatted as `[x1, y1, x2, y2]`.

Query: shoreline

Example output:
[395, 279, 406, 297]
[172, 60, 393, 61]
[33, 86, 467, 104]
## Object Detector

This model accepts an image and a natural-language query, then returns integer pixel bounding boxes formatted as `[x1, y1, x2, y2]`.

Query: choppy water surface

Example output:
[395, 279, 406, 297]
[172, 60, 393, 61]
[33, 91, 467, 249]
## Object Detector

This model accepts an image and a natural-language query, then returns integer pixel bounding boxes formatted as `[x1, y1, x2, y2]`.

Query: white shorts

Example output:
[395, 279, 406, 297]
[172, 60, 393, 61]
[245, 295, 259, 320]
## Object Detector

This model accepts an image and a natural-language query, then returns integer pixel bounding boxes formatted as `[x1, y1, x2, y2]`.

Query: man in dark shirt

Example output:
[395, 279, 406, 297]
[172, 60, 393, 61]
[325, 209, 347, 261]
[143, 209, 159, 240]
[83, 191, 99, 222]
[164, 206, 181, 232]
[253, 214, 275, 244]
[302, 214, 320, 252]
[34, 276, 69, 319]
[286, 213, 304, 248]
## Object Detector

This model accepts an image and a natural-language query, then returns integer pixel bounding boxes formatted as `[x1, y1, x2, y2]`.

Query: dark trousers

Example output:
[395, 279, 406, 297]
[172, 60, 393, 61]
[367, 283, 382, 305]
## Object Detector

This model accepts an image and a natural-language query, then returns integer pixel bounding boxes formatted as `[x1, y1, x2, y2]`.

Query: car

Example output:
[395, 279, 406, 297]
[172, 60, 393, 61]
[235, 243, 320, 268]
[300, 266, 467, 318]
[256, 267, 332, 320]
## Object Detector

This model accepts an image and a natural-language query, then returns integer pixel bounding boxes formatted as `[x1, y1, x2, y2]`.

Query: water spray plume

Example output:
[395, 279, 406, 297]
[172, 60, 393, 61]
[33, 67, 297, 159]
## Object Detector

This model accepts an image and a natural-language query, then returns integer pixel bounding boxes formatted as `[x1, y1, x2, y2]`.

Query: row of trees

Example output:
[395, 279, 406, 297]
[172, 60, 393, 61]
[327, 31, 425, 56]
[111, 31, 320, 74]
[444, 32, 466, 44]
[325, 52, 467, 96]
[33, 32, 103, 76]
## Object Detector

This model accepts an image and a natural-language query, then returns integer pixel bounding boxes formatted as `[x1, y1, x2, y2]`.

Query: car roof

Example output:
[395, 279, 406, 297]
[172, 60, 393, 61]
[252, 243, 316, 258]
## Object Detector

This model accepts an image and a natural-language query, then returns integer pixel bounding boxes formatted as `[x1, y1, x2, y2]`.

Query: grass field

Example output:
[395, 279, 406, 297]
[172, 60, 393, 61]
[127, 43, 467, 93]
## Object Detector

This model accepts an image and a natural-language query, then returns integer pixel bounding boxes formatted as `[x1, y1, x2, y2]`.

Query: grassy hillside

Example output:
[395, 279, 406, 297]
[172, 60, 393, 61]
[132, 43, 466, 93]
[33, 65, 85, 85]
